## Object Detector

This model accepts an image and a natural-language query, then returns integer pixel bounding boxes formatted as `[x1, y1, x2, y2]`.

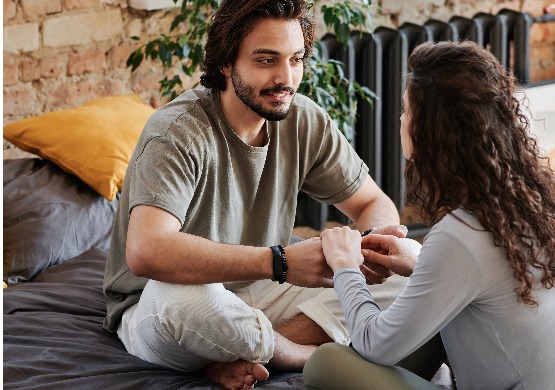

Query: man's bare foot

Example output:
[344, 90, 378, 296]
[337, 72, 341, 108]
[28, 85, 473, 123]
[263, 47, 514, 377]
[204, 359, 269, 389]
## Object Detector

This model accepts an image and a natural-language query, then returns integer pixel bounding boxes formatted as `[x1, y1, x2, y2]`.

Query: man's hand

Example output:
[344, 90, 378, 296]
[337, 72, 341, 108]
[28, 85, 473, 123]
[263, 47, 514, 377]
[361, 234, 419, 277]
[283, 237, 336, 288]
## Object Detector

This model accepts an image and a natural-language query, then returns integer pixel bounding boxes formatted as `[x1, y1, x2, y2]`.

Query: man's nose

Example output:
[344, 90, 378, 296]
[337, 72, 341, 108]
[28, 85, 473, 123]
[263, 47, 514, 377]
[273, 62, 294, 86]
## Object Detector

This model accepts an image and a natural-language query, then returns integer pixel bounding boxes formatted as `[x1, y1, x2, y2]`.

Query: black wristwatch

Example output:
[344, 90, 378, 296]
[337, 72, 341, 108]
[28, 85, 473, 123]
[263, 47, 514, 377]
[270, 245, 288, 284]
[361, 227, 375, 237]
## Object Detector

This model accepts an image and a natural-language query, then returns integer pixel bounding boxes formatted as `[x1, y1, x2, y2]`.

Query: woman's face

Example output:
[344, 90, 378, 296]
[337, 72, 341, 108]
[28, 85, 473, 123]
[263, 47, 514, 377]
[400, 89, 412, 160]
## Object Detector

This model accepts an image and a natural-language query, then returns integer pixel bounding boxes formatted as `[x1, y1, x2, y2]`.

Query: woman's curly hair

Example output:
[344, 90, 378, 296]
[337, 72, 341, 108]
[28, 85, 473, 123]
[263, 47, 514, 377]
[200, 0, 315, 91]
[404, 41, 555, 306]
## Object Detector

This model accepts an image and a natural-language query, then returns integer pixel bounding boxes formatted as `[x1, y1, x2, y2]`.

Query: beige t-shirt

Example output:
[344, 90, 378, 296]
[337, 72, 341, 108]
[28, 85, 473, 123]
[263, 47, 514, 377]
[103, 87, 368, 332]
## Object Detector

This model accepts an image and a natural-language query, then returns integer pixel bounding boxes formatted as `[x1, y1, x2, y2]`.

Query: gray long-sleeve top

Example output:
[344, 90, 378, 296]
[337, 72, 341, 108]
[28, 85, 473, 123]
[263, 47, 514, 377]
[334, 209, 555, 390]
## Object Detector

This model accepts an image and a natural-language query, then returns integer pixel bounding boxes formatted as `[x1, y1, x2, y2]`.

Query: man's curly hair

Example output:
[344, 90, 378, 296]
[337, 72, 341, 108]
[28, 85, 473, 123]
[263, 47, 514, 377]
[404, 41, 555, 306]
[200, 0, 315, 91]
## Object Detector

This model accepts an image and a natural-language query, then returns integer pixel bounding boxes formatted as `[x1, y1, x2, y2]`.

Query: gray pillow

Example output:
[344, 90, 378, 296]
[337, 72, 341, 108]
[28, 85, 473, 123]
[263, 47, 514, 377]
[3, 158, 118, 284]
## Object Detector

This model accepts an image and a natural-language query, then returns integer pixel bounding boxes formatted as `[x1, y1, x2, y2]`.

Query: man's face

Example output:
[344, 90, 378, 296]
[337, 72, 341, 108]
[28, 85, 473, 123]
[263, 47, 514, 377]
[226, 18, 305, 121]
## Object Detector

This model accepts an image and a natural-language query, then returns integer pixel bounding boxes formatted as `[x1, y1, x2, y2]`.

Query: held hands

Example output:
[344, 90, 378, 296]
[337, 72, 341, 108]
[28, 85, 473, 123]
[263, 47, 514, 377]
[318, 225, 418, 285]
[320, 227, 364, 272]
[283, 225, 417, 288]
[282, 237, 336, 288]
[361, 234, 419, 277]
[319, 226, 394, 285]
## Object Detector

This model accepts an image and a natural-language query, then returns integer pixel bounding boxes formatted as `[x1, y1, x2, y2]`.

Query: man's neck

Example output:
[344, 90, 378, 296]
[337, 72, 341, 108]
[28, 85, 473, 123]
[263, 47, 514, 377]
[220, 89, 266, 147]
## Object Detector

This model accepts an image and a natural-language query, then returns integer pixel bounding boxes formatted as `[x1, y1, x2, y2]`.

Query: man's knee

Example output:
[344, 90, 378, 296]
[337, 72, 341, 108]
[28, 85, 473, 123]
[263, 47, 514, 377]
[147, 281, 274, 363]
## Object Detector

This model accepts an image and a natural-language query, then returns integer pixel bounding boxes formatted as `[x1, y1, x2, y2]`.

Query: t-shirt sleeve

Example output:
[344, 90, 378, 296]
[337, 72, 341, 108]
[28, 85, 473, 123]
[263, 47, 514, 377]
[301, 117, 368, 205]
[333, 226, 483, 365]
[128, 133, 197, 227]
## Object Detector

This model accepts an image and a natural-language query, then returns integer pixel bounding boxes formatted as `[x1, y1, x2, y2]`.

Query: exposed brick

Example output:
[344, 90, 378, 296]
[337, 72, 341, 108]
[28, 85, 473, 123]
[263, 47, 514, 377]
[146, 92, 166, 109]
[3, 23, 40, 53]
[126, 18, 143, 38]
[46, 79, 94, 108]
[107, 44, 136, 68]
[68, 48, 106, 76]
[21, 0, 62, 18]
[530, 65, 555, 83]
[182, 72, 200, 90]
[530, 22, 555, 45]
[43, 9, 124, 47]
[396, 0, 446, 25]
[101, 0, 128, 8]
[3, 84, 42, 117]
[380, 0, 403, 15]
[132, 70, 163, 93]
[145, 11, 176, 36]
[521, 0, 551, 17]
[3, 56, 18, 86]
[3, 0, 17, 21]
[94, 79, 128, 97]
[528, 21, 555, 82]
[21, 56, 67, 82]
[2, 141, 36, 159]
[530, 42, 555, 68]
[489, 1, 522, 15]
[64, 0, 101, 10]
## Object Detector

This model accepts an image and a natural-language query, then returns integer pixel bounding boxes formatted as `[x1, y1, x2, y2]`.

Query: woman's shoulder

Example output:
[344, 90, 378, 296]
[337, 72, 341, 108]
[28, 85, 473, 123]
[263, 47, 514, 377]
[432, 209, 486, 237]
[425, 209, 505, 273]
[425, 209, 491, 257]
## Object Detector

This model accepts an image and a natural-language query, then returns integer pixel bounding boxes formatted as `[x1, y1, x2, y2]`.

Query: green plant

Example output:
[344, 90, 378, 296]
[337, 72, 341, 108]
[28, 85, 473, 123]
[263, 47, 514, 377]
[127, 0, 375, 142]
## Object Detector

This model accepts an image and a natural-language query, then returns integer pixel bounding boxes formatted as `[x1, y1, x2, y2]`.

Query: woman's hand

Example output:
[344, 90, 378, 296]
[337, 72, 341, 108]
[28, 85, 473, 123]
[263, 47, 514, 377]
[370, 224, 408, 238]
[361, 234, 419, 277]
[320, 226, 363, 272]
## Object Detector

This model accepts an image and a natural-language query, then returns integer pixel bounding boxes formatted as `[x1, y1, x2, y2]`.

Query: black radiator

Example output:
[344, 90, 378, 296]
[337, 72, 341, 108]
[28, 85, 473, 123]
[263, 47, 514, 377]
[295, 9, 537, 231]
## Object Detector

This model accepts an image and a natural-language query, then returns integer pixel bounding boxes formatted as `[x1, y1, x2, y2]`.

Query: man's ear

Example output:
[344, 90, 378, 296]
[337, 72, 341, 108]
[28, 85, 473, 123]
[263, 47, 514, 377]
[221, 64, 232, 78]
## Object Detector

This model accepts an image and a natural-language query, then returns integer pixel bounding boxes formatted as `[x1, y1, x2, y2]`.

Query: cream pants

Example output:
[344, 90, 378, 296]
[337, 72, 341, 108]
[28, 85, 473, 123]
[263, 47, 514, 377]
[117, 240, 419, 372]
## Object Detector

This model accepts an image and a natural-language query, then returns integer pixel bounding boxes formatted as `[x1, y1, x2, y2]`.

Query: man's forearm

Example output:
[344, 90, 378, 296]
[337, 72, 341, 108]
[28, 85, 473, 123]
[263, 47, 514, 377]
[353, 196, 400, 231]
[334, 177, 401, 232]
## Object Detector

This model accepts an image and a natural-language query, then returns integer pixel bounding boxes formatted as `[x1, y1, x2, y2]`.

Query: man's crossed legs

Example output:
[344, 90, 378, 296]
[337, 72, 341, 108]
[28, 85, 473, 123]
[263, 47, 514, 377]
[117, 272, 409, 389]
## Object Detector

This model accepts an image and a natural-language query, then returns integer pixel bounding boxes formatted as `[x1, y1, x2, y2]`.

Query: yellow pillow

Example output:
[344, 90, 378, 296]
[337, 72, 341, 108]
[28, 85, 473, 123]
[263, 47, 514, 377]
[3, 94, 155, 201]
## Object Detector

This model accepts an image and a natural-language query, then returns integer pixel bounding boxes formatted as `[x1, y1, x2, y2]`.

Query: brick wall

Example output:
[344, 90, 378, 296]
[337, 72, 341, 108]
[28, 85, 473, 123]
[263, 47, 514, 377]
[3, 1, 183, 126]
[3, 0, 555, 132]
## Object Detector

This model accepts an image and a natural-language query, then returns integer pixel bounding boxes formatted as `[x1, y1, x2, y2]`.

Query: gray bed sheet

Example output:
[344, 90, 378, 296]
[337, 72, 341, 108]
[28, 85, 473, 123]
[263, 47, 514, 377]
[3, 247, 305, 390]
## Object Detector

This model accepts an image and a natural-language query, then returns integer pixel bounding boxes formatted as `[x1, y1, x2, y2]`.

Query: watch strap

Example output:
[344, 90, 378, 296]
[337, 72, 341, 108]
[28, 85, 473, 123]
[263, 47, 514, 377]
[270, 245, 288, 284]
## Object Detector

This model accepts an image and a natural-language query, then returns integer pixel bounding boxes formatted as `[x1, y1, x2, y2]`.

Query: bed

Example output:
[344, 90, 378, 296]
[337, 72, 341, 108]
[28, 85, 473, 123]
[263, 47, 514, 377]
[2, 157, 305, 389]
[3, 95, 306, 389]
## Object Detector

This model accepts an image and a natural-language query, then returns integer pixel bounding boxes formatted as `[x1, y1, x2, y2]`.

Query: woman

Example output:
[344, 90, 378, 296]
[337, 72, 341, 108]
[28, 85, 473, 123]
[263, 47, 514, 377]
[303, 41, 555, 389]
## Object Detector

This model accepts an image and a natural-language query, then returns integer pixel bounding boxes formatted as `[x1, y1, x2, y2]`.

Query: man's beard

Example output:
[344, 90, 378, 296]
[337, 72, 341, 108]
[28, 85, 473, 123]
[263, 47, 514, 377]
[231, 67, 295, 121]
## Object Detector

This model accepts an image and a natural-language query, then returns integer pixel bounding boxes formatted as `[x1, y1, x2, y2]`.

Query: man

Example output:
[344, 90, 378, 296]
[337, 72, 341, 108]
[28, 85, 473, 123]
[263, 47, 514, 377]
[103, 1, 407, 388]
